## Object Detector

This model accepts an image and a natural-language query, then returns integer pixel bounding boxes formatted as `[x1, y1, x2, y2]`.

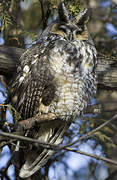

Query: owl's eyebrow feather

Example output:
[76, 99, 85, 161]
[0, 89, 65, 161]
[59, 24, 82, 33]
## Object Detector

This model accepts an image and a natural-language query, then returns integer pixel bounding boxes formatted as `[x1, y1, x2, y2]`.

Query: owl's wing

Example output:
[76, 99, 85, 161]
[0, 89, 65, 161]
[10, 44, 54, 119]
[9, 44, 69, 178]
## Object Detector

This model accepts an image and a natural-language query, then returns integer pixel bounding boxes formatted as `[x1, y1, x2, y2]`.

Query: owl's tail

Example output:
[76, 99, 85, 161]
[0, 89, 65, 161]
[19, 120, 69, 178]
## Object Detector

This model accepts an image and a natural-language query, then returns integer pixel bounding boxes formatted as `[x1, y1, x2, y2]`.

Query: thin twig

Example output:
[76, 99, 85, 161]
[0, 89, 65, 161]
[0, 115, 117, 166]
[0, 131, 57, 149]
[0, 131, 117, 166]
[63, 148, 117, 166]
[62, 114, 117, 148]
[0, 139, 16, 149]
[1, 113, 117, 166]
[39, 0, 47, 30]
[0, 157, 12, 180]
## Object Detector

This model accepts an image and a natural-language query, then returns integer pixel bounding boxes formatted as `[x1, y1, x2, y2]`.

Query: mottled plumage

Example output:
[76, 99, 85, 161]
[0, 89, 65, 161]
[10, 3, 97, 178]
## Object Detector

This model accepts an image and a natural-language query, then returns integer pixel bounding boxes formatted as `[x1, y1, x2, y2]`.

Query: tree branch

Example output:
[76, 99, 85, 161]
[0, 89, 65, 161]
[86, 102, 117, 114]
[18, 113, 57, 130]
[97, 53, 117, 89]
[0, 157, 12, 180]
[0, 131, 117, 166]
[0, 114, 117, 166]
[0, 46, 117, 88]
[0, 46, 24, 79]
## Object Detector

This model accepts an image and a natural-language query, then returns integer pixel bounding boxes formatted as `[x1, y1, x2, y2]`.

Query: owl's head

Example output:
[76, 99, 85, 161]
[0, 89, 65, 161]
[50, 3, 89, 41]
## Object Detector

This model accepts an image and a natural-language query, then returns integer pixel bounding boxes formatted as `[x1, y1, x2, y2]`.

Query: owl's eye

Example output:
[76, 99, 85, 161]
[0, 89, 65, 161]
[75, 29, 82, 35]
[59, 25, 67, 33]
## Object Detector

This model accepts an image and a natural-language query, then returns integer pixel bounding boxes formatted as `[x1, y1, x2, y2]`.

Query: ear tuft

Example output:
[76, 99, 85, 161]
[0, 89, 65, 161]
[58, 2, 69, 23]
[76, 8, 89, 25]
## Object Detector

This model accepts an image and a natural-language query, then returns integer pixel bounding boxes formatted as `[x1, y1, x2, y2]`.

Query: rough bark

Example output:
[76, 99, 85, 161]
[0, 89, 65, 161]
[0, 46, 24, 79]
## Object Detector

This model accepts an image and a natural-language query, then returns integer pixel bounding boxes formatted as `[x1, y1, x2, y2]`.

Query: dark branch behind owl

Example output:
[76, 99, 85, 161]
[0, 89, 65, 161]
[0, 47, 116, 89]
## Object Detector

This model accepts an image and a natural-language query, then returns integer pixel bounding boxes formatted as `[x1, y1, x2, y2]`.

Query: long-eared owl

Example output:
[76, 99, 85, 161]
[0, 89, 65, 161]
[10, 2, 97, 178]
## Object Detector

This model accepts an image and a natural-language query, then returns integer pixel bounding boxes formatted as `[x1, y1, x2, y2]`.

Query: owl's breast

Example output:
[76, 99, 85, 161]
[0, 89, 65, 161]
[43, 38, 97, 118]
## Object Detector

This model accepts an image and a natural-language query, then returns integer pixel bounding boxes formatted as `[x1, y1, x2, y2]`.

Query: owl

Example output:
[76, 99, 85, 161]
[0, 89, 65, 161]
[9, 2, 97, 178]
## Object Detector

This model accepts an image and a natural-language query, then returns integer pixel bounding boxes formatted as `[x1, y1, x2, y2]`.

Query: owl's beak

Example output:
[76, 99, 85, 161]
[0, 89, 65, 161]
[69, 33, 74, 41]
